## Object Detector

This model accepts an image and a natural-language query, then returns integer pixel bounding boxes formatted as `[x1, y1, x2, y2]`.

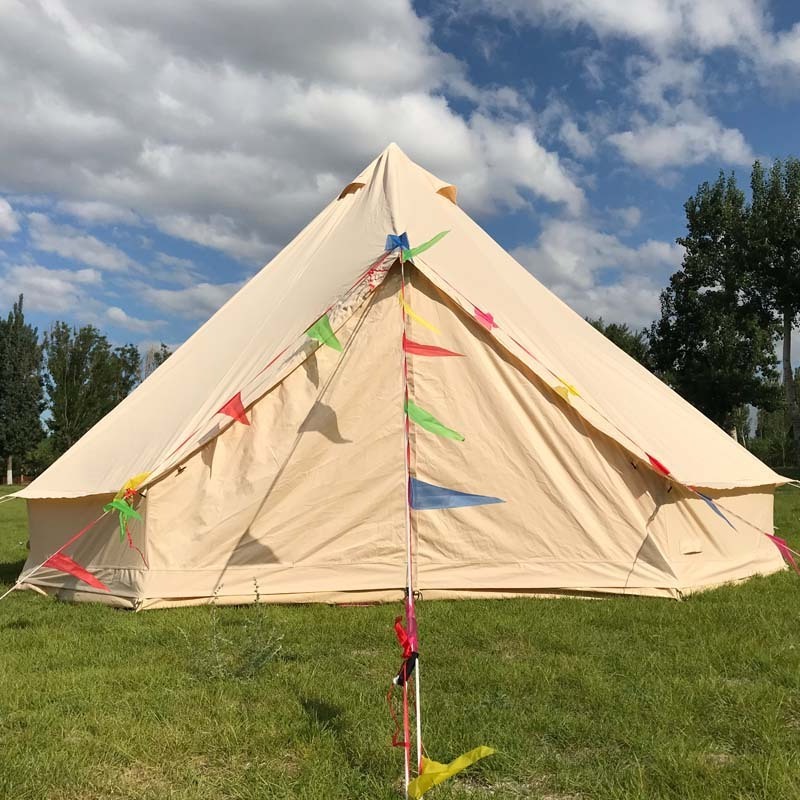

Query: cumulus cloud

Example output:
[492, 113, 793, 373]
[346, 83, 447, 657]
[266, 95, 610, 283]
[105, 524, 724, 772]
[28, 213, 135, 271]
[513, 218, 683, 326]
[106, 306, 165, 333]
[0, 263, 102, 313]
[559, 119, 595, 159]
[143, 281, 242, 319]
[0, 198, 20, 238]
[0, 0, 582, 265]
[608, 112, 754, 170]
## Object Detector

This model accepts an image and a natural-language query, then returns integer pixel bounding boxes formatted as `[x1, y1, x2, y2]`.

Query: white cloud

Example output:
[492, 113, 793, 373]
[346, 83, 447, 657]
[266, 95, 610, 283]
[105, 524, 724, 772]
[0, 263, 101, 313]
[0, 198, 20, 238]
[608, 111, 754, 170]
[106, 306, 165, 333]
[143, 281, 242, 319]
[57, 200, 139, 225]
[0, 0, 582, 265]
[559, 119, 595, 158]
[28, 212, 135, 271]
[513, 218, 683, 326]
[612, 205, 642, 230]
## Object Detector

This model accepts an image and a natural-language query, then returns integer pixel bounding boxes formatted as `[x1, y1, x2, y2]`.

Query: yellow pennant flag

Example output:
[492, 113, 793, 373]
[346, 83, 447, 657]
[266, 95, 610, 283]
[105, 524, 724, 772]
[408, 746, 495, 798]
[554, 376, 580, 403]
[399, 296, 440, 335]
[114, 471, 152, 500]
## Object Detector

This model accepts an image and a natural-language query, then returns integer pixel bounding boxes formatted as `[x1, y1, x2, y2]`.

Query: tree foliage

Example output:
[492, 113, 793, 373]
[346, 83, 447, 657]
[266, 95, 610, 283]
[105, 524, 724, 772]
[0, 295, 44, 480]
[141, 342, 172, 381]
[586, 317, 651, 368]
[43, 323, 141, 455]
[650, 173, 781, 429]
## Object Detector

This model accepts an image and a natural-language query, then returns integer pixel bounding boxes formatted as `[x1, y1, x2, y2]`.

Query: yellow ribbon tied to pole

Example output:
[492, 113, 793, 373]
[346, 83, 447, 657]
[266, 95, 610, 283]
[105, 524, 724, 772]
[407, 746, 495, 798]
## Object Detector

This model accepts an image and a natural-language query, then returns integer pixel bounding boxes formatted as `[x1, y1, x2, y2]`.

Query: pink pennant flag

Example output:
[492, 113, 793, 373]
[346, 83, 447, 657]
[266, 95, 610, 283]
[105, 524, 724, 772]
[765, 533, 800, 575]
[218, 392, 250, 426]
[647, 453, 671, 477]
[474, 307, 496, 330]
[44, 553, 109, 591]
[402, 334, 463, 358]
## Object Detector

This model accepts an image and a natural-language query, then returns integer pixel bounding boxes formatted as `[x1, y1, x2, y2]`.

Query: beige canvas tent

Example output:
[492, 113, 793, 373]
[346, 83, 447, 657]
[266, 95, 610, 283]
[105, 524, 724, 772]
[16, 143, 787, 609]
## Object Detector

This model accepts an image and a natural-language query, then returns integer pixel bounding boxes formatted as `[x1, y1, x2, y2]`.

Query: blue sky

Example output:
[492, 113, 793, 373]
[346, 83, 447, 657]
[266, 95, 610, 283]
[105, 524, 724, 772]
[2, 0, 800, 351]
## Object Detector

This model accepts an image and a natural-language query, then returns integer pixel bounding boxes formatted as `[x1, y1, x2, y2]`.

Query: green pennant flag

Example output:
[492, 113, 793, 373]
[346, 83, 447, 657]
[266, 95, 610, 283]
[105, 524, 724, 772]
[406, 400, 464, 441]
[402, 230, 449, 262]
[306, 314, 343, 352]
[103, 498, 143, 542]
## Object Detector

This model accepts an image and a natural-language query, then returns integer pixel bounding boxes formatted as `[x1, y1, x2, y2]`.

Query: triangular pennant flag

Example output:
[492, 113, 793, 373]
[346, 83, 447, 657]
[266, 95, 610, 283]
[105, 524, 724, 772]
[402, 334, 463, 358]
[554, 376, 580, 403]
[406, 401, 464, 441]
[400, 297, 440, 334]
[402, 230, 449, 262]
[407, 746, 495, 798]
[103, 498, 143, 542]
[114, 471, 151, 500]
[765, 533, 800, 575]
[306, 314, 343, 352]
[386, 232, 410, 251]
[691, 489, 735, 529]
[218, 391, 250, 426]
[410, 478, 503, 510]
[474, 307, 496, 330]
[647, 453, 671, 477]
[43, 553, 109, 592]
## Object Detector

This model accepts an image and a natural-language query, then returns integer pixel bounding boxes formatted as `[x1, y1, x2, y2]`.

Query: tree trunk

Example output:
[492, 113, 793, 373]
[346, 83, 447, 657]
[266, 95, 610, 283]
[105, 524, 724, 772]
[5, 454, 12, 486]
[782, 313, 800, 463]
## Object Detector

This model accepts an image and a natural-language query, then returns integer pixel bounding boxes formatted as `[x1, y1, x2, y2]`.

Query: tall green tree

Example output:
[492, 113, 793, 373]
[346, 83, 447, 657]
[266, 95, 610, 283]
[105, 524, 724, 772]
[0, 295, 44, 483]
[650, 173, 781, 429]
[43, 323, 141, 455]
[586, 317, 651, 368]
[749, 158, 800, 455]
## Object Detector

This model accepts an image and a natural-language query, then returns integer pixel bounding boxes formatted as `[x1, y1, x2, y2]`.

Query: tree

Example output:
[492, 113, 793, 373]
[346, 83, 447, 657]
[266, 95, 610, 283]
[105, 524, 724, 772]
[0, 295, 44, 484]
[749, 158, 800, 456]
[141, 342, 172, 380]
[43, 323, 142, 456]
[586, 317, 651, 368]
[650, 173, 781, 430]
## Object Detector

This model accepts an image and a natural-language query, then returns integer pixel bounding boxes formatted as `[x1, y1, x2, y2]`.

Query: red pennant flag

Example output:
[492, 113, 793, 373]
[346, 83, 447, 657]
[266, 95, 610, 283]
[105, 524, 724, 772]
[402, 334, 463, 358]
[474, 307, 496, 330]
[647, 453, 671, 476]
[765, 533, 800, 575]
[44, 553, 109, 591]
[218, 391, 250, 426]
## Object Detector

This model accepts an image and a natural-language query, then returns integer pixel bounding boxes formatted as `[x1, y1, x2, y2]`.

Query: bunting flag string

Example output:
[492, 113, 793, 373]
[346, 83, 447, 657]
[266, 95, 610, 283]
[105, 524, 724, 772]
[406, 401, 464, 442]
[306, 313, 343, 352]
[688, 487, 735, 529]
[410, 478, 504, 511]
[402, 231, 449, 263]
[43, 552, 109, 592]
[407, 746, 496, 799]
[402, 334, 462, 358]
[400, 297, 441, 334]
[218, 391, 251, 426]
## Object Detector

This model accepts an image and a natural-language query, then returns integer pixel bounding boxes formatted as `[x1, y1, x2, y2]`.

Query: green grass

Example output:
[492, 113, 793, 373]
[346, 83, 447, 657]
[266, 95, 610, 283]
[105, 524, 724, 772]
[1, 486, 800, 799]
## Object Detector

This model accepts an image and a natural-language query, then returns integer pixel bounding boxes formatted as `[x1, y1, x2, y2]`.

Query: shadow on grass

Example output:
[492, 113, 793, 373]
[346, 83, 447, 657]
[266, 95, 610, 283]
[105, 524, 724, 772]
[0, 557, 25, 586]
[301, 696, 345, 736]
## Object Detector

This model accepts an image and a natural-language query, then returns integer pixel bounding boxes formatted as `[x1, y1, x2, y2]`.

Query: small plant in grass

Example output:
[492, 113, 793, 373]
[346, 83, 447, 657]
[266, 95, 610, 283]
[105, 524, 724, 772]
[180, 580, 284, 681]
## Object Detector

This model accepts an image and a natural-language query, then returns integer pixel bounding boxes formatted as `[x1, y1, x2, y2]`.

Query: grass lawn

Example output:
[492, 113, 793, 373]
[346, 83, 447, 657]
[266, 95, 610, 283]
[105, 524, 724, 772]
[1, 485, 800, 800]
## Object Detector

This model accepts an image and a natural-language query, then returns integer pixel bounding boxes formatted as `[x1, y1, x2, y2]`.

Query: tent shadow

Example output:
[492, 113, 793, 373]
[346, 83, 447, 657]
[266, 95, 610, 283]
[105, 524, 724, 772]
[300, 696, 345, 736]
[0, 557, 25, 586]
[227, 531, 280, 567]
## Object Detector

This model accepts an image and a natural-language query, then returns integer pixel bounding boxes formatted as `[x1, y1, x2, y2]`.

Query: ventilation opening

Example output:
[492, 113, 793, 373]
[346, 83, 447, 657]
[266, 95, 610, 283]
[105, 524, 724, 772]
[436, 185, 457, 205]
[338, 182, 365, 200]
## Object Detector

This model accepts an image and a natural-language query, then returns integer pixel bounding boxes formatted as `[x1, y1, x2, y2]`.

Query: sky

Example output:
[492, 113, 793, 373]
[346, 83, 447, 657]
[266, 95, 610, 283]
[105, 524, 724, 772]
[2, 0, 800, 351]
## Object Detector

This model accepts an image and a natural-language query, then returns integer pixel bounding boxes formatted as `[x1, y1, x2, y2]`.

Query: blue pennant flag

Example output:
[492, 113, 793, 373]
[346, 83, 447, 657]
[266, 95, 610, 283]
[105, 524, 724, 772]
[410, 477, 504, 511]
[386, 232, 410, 252]
[695, 490, 735, 529]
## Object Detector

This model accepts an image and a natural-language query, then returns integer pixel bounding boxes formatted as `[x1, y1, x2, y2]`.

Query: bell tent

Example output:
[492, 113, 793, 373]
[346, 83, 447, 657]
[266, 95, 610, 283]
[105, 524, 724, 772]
[14, 143, 788, 610]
